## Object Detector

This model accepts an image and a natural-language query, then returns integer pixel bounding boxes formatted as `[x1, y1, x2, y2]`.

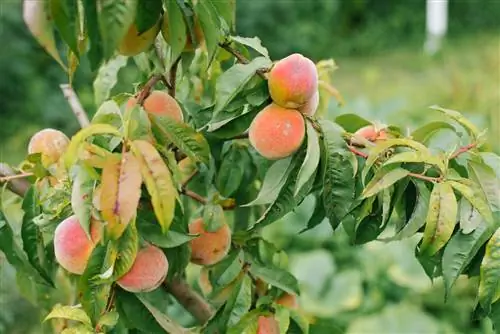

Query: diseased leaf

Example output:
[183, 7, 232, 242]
[361, 168, 410, 199]
[459, 198, 483, 234]
[231, 36, 269, 58]
[448, 179, 493, 225]
[468, 160, 500, 212]
[114, 222, 139, 279]
[295, 122, 321, 196]
[50, 0, 80, 56]
[93, 56, 128, 106]
[243, 157, 292, 207]
[71, 166, 95, 238]
[131, 140, 177, 233]
[23, 0, 66, 70]
[214, 57, 272, 114]
[479, 228, 500, 310]
[44, 304, 92, 327]
[420, 182, 458, 256]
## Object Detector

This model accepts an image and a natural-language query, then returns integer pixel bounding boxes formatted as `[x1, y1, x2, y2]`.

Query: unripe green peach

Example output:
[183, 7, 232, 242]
[117, 245, 169, 293]
[268, 53, 318, 109]
[28, 128, 70, 167]
[298, 90, 319, 116]
[188, 218, 231, 266]
[161, 14, 204, 51]
[126, 91, 184, 122]
[249, 103, 305, 160]
[257, 316, 280, 334]
[54, 215, 102, 275]
[276, 293, 299, 309]
[118, 23, 159, 56]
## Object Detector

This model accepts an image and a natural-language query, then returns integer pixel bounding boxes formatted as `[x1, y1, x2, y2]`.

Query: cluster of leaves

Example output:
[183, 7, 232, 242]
[1, 0, 499, 333]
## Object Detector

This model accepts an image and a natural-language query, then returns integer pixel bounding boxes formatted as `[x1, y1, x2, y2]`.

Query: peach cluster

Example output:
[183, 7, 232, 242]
[249, 54, 319, 160]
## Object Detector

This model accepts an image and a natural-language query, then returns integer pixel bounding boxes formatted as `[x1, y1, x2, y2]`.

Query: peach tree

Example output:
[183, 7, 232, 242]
[1, 1, 499, 333]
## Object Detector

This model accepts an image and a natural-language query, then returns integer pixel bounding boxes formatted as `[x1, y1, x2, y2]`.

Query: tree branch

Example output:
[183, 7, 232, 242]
[0, 164, 30, 197]
[218, 42, 267, 80]
[136, 74, 163, 105]
[164, 278, 214, 325]
[169, 56, 181, 97]
[60, 84, 90, 128]
[450, 143, 477, 159]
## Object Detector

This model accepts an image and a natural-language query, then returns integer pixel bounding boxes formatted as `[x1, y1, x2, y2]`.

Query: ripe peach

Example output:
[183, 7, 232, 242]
[276, 293, 298, 309]
[126, 91, 184, 122]
[298, 90, 319, 116]
[117, 245, 169, 293]
[28, 128, 70, 167]
[118, 23, 159, 56]
[249, 103, 305, 160]
[268, 53, 318, 109]
[354, 125, 388, 142]
[161, 14, 204, 51]
[257, 316, 280, 334]
[188, 218, 231, 266]
[54, 215, 102, 275]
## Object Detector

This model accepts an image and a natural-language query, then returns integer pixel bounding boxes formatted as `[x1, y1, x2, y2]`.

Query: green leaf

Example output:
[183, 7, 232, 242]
[448, 179, 493, 225]
[78, 242, 116, 325]
[164, 0, 187, 62]
[334, 114, 371, 133]
[226, 309, 261, 334]
[23, 0, 66, 70]
[138, 220, 196, 248]
[217, 146, 247, 197]
[64, 124, 122, 168]
[93, 56, 129, 106]
[382, 181, 430, 241]
[430, 105, 480, 140]
[114, 222, 139, 279]
[209, 106, 260, 139]
[50, 0, 80, 56]
[479, 227, 500, 310]
[211, 250, 243, 287]
[459, 197, 483, 234]
[227, 275, 253, 326]
[195, 0, 221, 66]
[249, 261, 300, 295]
[295, 122, 320, 196]
[300, 195, 326, 233]
[71, 166, 95, 238]
[98, 0, 137, 59]
[443, 219, 496, 299]
[214, 57, 272, 114]
[131, 140, 177, 233]
[92, 100, 123, 128]
[97, 311, 119, 329]
[136, 294, 190, 333]
[289, 309, 310, 334]
[411, 121, 456, 144]
[135, 0, 162, 33]
[361, 168, 410, 199]
[123, 105, 154, 142]
[44, 304, 92, 327]
[83, 0, 103, 70]
[420, 182, 458, 256]
[230, 36, 269, 58]
[383, 150, 446, 174]
[212, 0, 236, 31]
[150, 114, 210, 165]
[274, 305, 290, 334]
[243, 157, 292, 207]
[115, 289, 165, 333]
[468, 160, 500, 212]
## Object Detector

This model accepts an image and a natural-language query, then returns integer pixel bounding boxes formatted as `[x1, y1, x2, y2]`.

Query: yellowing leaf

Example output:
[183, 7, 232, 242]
[44, 304, 92, 327]
[131, 140, 177, 233]
[23, 0, 66, 70]
[479, 227, 500, 310]
[100, 152, 142, 238]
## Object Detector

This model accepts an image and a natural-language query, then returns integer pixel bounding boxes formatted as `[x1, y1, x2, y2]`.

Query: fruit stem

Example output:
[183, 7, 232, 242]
[449, 142, 477, 160]
[218, 42, 267, 79]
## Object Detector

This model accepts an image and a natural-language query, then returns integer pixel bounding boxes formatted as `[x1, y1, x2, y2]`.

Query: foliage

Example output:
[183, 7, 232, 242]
[0, 1, 499, 333]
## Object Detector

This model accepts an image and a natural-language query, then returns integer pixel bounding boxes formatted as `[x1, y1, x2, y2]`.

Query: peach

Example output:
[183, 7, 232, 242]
[249, 103, 305, 160]
[298, 90, 319, 116]
[257, 316, 280, 334]
[161, 14, 204, 51]
[28, 128, 70, 167]
[54, 215, 102, 275]
[126, 91, 184, 122]
[118, 23, 159, 56]
[276, 293, 298, 309]
[268, 53, 318, 109]
[188, 218, 231, 266]
[117, 245, 169, 293]
[353, 125, 388, 143]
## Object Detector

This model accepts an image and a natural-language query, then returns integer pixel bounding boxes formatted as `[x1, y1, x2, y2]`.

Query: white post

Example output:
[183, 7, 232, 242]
[425, 0, 449, 55]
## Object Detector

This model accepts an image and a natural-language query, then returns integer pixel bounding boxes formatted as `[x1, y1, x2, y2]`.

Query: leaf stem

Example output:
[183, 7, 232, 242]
[449, 143, 477, 159]
[218, 42, 268, 79]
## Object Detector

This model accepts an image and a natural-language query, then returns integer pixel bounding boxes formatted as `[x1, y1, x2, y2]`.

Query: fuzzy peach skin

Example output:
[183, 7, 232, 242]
[268, 53, 318, 109]
[298, 90, 319, 116]
[188, 218, 231, 266]
[257, 316, 280, 334]
[54, 215, 102, 275]
[276, 293, 299, 309]
[118, 23, 159, 56]
[249, 103, 305, 160]
[354, 125, 388, 142]
[28, 128, 70, 166]
[117, 245, 169, 293]
[126, 91, 184, 122]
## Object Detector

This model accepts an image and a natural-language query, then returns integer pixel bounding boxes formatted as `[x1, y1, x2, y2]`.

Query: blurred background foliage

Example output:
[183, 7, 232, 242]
[0, 0, 499, 333]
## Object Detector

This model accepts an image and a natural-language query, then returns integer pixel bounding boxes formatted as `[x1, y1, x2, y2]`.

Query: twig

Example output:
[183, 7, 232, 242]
[227, 133, 249, 140]
[169, 56, 181, 97]
[136, 74, 162, 105]
[0, 164, 29, 197]
[182, 188, 207, 205]
[408, 172, 441, 183]
[450, 143, 477, 160]
[348, 145, 369, 159]
[164, 278, 214, 325]
[182, 170, 198, 188]
[218, 42, 267, 79]
[0, 172, 33, 183]
[60, 84, 90, 128]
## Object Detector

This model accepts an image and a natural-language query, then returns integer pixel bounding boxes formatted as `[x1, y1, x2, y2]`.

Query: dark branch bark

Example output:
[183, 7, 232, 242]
[136, 74, 163, 105]
[0, 164, 30, 197]
[164, 278, 214, 324]
[169, 56, 181, 97]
